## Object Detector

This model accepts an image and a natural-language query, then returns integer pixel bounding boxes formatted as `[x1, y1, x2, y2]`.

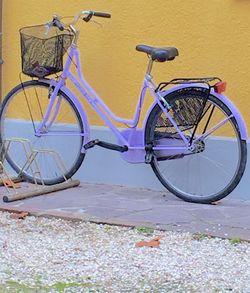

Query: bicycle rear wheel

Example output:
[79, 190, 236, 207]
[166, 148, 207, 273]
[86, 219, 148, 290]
[145, 88, 247, 203]
[0, 80, 85, 185]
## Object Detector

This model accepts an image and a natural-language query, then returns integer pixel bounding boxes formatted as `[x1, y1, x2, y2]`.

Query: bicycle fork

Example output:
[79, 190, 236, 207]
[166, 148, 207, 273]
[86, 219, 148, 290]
[35, 81, 64, 136]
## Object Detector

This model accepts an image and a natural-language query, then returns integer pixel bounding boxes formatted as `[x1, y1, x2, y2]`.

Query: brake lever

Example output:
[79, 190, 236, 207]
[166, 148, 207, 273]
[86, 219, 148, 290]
[83, 12, 93, 22]
[90, 19, 103, 28]
[82, 11, 103, 27]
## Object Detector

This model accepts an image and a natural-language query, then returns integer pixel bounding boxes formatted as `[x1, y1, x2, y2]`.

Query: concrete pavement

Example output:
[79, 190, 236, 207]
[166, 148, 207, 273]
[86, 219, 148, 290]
[0, 182, 250, 241]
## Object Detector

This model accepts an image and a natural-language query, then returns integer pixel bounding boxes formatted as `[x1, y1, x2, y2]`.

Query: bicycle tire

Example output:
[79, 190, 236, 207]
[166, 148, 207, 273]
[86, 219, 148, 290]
[0, 80, 85, 185]
[145, 88, 247, 203]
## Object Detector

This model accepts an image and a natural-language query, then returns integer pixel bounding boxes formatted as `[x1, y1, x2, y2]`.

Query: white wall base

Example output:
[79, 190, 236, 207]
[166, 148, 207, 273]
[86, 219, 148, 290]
[77, 126, 250, 201]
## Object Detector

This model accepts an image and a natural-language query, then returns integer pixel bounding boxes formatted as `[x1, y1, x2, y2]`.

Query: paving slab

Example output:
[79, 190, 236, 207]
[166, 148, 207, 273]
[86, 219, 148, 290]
[0, 182, 250, 241]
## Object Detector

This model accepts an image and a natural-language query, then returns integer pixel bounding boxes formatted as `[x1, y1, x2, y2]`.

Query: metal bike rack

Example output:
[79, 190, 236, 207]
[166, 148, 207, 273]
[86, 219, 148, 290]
[0, 138, 80, 202]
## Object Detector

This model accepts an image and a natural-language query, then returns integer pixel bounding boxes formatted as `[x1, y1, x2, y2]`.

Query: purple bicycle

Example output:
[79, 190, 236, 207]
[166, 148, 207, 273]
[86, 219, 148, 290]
[0, 11, 247, 203]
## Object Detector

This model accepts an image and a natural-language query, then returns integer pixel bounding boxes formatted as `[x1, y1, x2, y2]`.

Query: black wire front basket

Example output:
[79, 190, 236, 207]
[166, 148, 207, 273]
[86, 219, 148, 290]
[20, 25, 74, 78]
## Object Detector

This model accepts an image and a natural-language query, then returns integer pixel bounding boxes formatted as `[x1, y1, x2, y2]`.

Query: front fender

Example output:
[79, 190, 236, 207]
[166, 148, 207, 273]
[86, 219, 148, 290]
[60, 86, 91, 143]
[143, 84, 248, 140]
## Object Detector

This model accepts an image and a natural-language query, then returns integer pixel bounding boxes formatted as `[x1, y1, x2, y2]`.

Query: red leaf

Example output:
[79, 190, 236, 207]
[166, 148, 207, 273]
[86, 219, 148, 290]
[135, 236, 162, 248]
[3, 180, 21, 189]
[10, 212, 29, 220]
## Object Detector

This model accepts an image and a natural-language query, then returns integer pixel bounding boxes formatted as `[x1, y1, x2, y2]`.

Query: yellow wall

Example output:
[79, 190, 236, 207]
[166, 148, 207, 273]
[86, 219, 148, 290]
[2, 0, 250, 130]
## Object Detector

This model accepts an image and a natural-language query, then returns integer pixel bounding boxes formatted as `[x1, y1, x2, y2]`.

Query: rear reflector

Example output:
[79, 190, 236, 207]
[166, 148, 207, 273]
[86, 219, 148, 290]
[214, 81, 227, 94]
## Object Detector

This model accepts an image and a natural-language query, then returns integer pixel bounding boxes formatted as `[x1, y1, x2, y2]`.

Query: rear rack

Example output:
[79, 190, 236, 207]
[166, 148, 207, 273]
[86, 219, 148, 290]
[155, 77, 222, 92]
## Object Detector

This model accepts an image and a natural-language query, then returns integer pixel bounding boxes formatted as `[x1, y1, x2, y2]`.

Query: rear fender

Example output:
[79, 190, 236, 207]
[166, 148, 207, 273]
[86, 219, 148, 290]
[143, 84, 248, 140]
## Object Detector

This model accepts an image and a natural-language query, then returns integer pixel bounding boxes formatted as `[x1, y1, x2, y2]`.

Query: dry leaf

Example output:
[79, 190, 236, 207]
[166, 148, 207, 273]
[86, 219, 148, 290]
[3, 180, 21, 189]
[211, 201, 220, 205]
[10, 212, 29, 220]
[135, 236, 162, 248]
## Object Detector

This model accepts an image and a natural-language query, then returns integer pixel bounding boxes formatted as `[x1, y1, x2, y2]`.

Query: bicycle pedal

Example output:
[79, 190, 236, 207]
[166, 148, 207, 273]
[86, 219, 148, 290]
[84, 139, 100, 150]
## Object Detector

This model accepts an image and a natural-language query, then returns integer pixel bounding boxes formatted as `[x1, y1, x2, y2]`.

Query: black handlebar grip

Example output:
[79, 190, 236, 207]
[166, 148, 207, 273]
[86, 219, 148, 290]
[53, 17, 64, 31]
[93, 11, 111, 18]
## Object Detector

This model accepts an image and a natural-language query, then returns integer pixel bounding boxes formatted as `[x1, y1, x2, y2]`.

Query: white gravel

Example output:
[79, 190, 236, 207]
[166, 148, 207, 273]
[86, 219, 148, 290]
[0, 211, 249, 292]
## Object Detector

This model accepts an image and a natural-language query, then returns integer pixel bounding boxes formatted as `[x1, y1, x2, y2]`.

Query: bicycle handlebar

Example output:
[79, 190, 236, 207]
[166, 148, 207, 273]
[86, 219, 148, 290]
[52, 16, 64, 31]
[49, 10, 111, 31]
[46, 10, 111, 43]
[93, 11, 111, 18]
[89, 11, 111, 18]
[83, 10, 111, 22]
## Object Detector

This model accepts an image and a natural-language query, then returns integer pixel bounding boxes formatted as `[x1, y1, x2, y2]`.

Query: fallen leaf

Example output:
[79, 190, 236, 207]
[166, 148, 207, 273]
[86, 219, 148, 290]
[3, 180, 21, 189]
[10, 212, 29, 220]
[211, 201, 220, 205]
[135, 236, 162, 248]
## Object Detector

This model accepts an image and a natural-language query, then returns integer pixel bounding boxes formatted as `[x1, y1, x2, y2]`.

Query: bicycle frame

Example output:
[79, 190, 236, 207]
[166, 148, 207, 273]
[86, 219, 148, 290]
[37, 44, 248, 164]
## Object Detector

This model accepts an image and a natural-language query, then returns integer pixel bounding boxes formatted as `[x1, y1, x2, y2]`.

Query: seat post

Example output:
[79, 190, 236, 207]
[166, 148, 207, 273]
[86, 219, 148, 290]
[146, 58, 154, 76]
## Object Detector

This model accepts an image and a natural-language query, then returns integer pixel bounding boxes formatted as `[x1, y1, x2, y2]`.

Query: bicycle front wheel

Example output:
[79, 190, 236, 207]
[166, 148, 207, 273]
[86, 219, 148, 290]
[0, 80, 85, 185]
[145, 88, 247, 203]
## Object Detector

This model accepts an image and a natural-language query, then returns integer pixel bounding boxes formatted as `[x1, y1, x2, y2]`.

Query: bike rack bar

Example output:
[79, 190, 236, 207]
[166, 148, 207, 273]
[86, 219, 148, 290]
[3, 179, 80, 202]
